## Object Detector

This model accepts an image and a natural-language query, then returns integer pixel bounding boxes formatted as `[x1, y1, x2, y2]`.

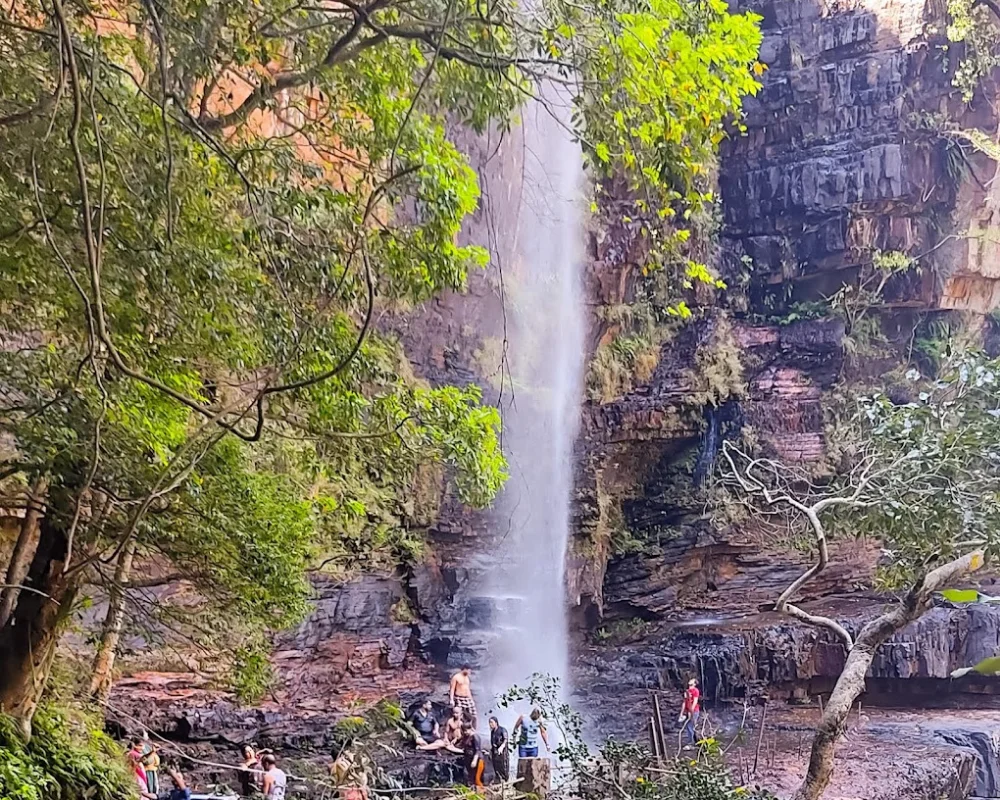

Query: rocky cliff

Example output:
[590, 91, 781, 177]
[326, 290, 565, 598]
[110, 1, 1000, 797]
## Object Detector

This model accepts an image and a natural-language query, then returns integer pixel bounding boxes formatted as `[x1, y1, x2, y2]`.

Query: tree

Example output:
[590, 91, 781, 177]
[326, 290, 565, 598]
[0, 0, 763, 735]
[722, 351, 1000, 800]
[493, 675, 775, 800]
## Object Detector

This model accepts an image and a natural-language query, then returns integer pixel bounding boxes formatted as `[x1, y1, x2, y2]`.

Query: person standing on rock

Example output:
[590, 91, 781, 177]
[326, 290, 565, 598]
[489, 716, 509, 783]
[449, 664, 477, 728]
[141, 733, 160, 795]
[261, 753, 287, 800]
[512, 709, 548, 758]
[678, 677, 701, 748]
[461, 722, 485, 788]
[238, 745, 261, 797]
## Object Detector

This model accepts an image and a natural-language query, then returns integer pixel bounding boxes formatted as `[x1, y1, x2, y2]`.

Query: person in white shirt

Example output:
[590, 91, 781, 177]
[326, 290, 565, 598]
[261, 754, 287, 800]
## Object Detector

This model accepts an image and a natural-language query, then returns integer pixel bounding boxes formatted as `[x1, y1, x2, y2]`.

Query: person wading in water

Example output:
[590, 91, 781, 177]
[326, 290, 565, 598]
[449, 664, 477, 728]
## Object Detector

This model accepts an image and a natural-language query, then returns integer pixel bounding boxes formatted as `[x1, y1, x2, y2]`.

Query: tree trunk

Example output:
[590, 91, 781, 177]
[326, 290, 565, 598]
[0, 476, 49, 628]
[515, 757, 551, 798]
[0, 505, 79, 739]
[793, 551, 984, 800]
[89, 537, 136, 700]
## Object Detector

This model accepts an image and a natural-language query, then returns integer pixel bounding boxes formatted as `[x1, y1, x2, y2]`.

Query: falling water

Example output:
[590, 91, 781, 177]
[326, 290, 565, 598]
[480, 87, 586, 719]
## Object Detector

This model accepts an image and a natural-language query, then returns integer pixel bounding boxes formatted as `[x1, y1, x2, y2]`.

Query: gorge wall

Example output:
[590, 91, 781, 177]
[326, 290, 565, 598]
[111, 0, 1000, 797]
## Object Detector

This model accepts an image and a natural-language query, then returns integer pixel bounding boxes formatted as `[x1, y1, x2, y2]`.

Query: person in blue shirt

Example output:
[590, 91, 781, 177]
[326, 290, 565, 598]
[163, 766, 191, 800]
[512, 708, 549, 758]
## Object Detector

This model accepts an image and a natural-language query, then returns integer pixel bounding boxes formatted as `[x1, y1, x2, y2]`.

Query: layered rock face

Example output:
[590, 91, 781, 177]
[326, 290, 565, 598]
[721, 0, 1000, 313]
[569, 1, 1000, 796]
[111, 1, 1000, 797]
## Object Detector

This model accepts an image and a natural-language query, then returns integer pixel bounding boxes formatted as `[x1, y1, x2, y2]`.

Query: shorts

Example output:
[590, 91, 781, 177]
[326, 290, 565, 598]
[455, 695, 477, 718]
[518, 746, 538, 758]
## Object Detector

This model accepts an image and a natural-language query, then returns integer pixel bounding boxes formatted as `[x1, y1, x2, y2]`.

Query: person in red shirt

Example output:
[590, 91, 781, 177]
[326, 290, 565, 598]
[678, 678, 701, 748]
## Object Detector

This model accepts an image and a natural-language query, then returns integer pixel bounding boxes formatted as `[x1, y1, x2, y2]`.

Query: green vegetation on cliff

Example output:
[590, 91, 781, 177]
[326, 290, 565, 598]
[0, 0, 764, 763]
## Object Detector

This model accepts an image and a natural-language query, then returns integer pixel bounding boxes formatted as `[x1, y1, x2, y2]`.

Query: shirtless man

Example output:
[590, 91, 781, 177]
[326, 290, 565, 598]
[443, 706, 466, 753]
[449, 664, 477, 728]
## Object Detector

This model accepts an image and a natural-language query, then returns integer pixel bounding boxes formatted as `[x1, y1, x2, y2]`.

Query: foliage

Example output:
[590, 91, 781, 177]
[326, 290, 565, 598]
[832, 353, 1000, 572]
[589, 332, 662, 402]
[770, 300, 831, 326]
[684, 314, 744, 409]
[0, 0, 763, 621]
[587, 277, 683, 402]
[947, 0, 1000, 101]
[732, 349, 1000, 581]
[624, 758, 775, 800]
[830, 250, 914, 334]
[0, 707, 132, 800]
[593, 616, 655, 643]
[231, 639, 275, 704]
[572, 0, 763, 265]
[610, 524, 647, 557]
[498, 675, 774, 800]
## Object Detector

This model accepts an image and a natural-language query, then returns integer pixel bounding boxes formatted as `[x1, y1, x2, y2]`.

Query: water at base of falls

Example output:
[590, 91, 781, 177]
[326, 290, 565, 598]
[478, 84, 586, 741]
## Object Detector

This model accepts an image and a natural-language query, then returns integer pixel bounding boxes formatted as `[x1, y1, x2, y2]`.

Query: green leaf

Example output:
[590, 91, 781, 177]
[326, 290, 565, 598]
[940, 588, 981, 603]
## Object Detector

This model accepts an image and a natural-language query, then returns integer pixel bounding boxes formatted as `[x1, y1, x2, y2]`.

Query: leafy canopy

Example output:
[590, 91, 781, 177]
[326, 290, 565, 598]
[0, 0, 762, 679]
[835, 352, 1000, 576]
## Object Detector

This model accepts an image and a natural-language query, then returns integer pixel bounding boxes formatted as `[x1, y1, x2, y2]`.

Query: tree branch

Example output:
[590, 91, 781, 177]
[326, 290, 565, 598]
[794, 550, 986, 800]
[974, 0, 1000, 22]
[723, 441, 855, 649]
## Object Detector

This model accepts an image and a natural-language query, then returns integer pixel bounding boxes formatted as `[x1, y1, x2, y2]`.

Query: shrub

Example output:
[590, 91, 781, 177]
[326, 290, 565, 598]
[0, 707, 133, 800]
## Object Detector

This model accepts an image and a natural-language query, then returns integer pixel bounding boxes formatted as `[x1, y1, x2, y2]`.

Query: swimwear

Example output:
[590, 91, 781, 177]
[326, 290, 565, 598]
[455, 695, 476, 718]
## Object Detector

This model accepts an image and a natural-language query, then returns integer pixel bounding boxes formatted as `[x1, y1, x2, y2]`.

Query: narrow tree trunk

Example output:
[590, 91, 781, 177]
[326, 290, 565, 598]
[0, 476, 48, 628]
[793, 640, 877, 800]
[0, 507, 78, 739]
[793, 551, 983, 800]
[89, 537, 136, 700]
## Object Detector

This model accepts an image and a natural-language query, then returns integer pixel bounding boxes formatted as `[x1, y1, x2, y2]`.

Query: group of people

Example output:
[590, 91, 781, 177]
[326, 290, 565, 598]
[129, 670, 701, 799]
[128, 735, 189, 800]
[129, 735, 289, 800]
[407, 665, 551, 788]
[237, 746, 289, 798]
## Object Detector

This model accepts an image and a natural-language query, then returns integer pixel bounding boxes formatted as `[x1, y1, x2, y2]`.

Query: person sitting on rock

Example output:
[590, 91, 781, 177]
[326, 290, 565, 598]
[159, 762, 192, 800]
[443, 706, 466, 753]
[512, 709, 548, 758]
[409, 700, 451, 751]
[135, 757, 190, 800]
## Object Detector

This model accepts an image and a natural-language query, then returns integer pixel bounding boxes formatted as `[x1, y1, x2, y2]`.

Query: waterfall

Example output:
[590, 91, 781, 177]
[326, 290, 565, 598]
[480, 87, 586, 722]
